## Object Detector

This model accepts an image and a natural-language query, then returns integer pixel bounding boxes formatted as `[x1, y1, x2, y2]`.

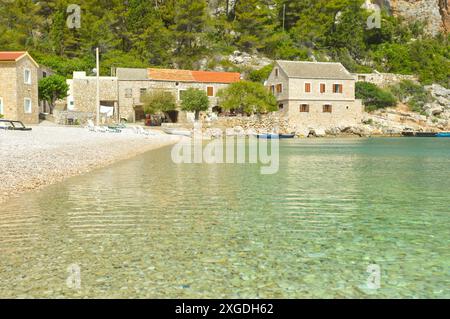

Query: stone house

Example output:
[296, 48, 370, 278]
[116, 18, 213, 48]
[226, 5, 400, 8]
[266, 60, 363, 131]
[66, 68, 241, 123]
[115, 68, 241, 122]
[0, 51, 39, 124]
[66, 71, 119, 123]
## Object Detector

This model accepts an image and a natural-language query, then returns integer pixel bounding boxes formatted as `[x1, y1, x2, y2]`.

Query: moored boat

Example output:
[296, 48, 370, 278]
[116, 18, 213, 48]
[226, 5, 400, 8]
[415, 132, 437, 137]
[436, 132, 450, 137]
[257, 134, 279, 139]
[257, 133, 296, 139]
[402, 130, 438, 137]
[279, 133, 295, 139]
[163, 127, 192, 137]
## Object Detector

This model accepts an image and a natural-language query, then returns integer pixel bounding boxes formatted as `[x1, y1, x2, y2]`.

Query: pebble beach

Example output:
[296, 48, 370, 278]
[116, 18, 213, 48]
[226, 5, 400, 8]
[0, 126, 180, 204]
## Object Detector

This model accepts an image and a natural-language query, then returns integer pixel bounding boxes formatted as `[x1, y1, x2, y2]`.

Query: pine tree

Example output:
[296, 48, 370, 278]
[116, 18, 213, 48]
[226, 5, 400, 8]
[171, 0, 208, 69]
[234, 0, 279, 54]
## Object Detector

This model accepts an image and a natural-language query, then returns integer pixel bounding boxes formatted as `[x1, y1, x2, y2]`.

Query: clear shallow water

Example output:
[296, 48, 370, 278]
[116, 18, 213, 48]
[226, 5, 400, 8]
[0, 138, 449, 298]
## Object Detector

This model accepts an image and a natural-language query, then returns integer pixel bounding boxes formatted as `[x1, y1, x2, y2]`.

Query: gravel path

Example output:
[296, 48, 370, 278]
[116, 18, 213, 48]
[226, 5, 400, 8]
[0, 126, 180, 203]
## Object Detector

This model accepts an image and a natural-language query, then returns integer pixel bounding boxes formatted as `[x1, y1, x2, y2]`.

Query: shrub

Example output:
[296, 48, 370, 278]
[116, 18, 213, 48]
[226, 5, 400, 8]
[356, 82, 397, 111]
[248, 64, 273, 83]
[180, 88, 209, 121]
[389, 80, 433, 113]
[142, 90, 177, 115]
[217, 81, 277, 115]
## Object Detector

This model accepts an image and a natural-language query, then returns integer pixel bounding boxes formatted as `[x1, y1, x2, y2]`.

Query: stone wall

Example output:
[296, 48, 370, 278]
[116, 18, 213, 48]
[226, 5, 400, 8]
[15, 57, 39, 124]
[53, 109, 97, 125]
[0, 62, 18, 120]
[71, 76, 118, 113]
[213, 113, 291, 134]
[0, 56, 39, 124]
[353, 72, 418, 88]
[285, 100, 364, 134]
[118, 80, 232, 122]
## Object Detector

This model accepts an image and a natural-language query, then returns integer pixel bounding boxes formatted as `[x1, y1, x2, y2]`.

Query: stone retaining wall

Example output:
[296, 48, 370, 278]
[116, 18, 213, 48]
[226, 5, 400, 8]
[353, 72, 418, 88]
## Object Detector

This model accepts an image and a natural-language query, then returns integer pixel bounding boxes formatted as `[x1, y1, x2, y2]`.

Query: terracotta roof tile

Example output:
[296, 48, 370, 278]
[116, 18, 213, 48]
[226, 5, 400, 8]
[0, 51, 27, 62]
[148, 68, 240, 83]
[148, 69, 195, 82]
[192, 71, 240, 84]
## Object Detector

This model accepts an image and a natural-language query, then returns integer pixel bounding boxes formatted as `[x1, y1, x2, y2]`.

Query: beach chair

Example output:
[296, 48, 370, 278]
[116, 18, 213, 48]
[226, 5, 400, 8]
[107, 126, 122, 133]
[86, 120, 96, 132]
[86, 119, 108, 133]
[0, 119, 32, 131]
[137, 126, 154, 136]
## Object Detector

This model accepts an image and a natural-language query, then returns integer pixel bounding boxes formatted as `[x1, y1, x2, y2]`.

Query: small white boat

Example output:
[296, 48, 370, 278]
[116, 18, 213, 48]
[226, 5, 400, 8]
[163, 128, 192, 137]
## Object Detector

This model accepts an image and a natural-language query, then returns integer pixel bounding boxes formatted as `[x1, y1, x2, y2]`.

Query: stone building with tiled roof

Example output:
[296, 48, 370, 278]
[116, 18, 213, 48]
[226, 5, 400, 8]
[66, 67, 241, 123]
[0, 51, 39, 124]
[115, 68, 241, 122]
[266, 60, 363, 131]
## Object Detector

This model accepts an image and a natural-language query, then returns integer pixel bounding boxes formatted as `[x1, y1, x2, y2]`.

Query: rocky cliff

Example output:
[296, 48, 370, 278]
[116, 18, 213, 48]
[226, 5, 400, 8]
[380, 0, 450, 34]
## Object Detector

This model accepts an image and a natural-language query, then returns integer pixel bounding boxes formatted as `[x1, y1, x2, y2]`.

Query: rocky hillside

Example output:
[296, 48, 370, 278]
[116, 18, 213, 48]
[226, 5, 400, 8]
[376, 0, 450, 34]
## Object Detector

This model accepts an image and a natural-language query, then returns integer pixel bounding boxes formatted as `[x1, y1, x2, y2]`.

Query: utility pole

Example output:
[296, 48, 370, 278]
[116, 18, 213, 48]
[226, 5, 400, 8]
[96, 47, 100, 126]
[282, 4, 286, 32]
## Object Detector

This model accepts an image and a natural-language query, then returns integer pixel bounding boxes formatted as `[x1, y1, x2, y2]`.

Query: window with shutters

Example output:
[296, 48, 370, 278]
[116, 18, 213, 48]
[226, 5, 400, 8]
[207, 86, 214, 97]
[305, 83, 311, 93]
[333, 84, 343, 93]
[299, 104, 309, 113]
[323, 104, 332, 113]
[320, 83, 326, 93]
[276, 84, 283, 93]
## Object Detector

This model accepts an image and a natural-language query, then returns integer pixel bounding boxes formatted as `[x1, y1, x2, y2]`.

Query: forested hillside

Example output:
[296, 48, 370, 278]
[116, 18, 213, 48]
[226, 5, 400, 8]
[0, 0, 448, 87]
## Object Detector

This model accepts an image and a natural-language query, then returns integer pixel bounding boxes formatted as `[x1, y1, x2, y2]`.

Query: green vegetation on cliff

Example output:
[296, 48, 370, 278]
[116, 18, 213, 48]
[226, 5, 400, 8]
[0, 0, 448, 86]
[356, 82, 397, 111]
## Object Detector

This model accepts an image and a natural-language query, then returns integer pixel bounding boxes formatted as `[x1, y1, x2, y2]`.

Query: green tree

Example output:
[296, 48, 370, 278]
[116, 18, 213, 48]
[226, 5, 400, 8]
[217, 81, 277, 115]
[234, 0, 279, 54]
[38, 75, 69, 114]
[142, 90, 177, 115]
[248, 64, 274, 83]
[180, 88, 209, 120]
[171, 0, 208, 69]
[356, 82, 397, 111]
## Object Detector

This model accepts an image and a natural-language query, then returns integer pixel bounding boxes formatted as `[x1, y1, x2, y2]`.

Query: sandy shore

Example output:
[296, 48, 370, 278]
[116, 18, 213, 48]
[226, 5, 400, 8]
[0, 126, 181, 204]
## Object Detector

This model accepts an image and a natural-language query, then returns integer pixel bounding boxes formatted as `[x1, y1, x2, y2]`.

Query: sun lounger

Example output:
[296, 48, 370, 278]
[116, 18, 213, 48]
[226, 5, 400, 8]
[107, 126, 122, 133]
[86, 120, 109, 133]
[0, 119, 32, 131]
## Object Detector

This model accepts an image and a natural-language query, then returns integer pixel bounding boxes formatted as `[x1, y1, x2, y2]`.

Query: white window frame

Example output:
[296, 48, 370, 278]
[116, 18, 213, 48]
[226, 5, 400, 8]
[24, 68, 32, 85]
[24, 98, 32, 114]
[0, 97, 4, 115]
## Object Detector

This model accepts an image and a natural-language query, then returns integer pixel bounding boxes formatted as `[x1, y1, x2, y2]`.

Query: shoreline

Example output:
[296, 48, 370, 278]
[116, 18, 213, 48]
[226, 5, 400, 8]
[0, 126, 181, 204]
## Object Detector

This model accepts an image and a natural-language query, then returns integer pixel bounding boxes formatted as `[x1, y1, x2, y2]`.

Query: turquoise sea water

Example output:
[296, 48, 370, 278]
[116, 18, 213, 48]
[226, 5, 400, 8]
[0, 138, 449, 298]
